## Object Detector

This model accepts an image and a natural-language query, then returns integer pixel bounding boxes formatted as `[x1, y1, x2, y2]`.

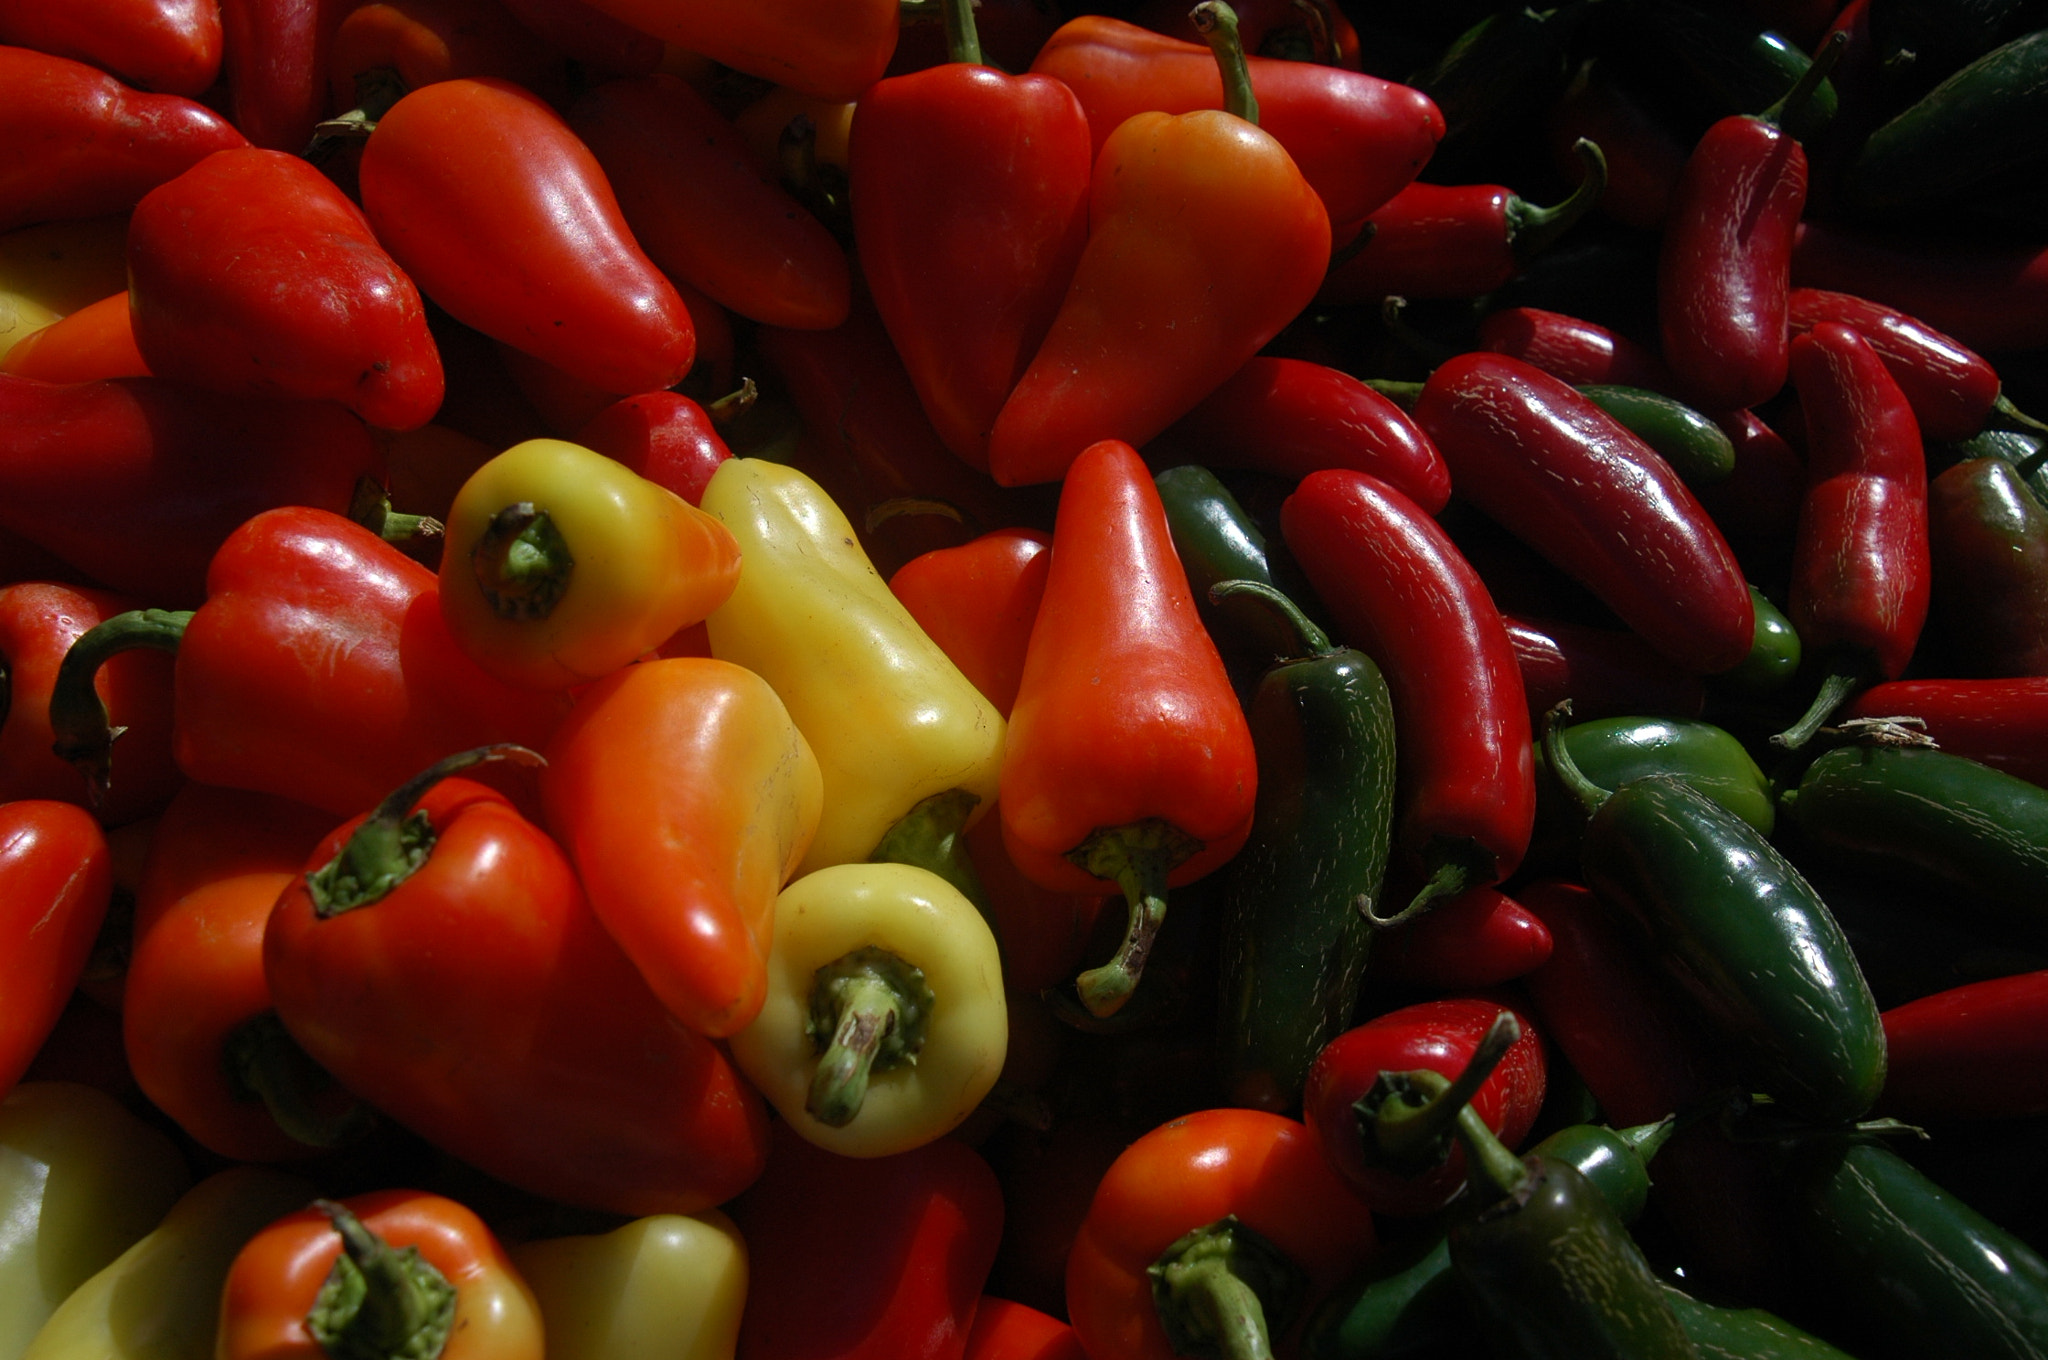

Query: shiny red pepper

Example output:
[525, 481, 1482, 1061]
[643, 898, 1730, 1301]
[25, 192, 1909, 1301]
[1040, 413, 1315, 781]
[1776, 321, 1931, 748]
[574, 0, 897, 100]
[963, 1297, 1087, 1360]
[220, 0, 344, 151]
[1877, 971, 2048, 1122]
[1792, 219, 2048, 355]
[1413, 351, 1756, 676]
[1475, 305, 1680, 394]
[1369, 881, 1556, 991]
[888, 527, 1051, 719]
[1280, 468, 1535, 920]
[1787, 286, 2003, 442]
[0, 44, 248, 234]
[0, 798, 112, 1095]
[324, 0, 566, 118]
[572, 390, 732, 508]
[1503, 611, 1708, 723]
[0, 0, 222, 96]
[1844, 678, 2048, 786]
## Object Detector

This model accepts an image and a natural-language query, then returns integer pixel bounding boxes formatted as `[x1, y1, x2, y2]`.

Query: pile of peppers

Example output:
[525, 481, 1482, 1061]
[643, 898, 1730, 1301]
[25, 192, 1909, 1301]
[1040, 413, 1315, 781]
[8, 0, 2048, 1356]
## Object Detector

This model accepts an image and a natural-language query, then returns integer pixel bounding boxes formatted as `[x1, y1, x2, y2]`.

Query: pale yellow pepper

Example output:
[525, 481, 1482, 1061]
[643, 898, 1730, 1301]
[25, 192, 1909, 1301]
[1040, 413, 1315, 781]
[0, 217, 129, 363]
[510, 1210, 748, 1360]
[700, 458, 1006, 875]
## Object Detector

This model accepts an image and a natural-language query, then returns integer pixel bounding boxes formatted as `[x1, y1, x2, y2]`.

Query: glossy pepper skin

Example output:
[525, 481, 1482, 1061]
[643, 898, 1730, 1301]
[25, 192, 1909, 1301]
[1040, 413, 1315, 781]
[0, 289, 150, 384]
[217, 1191, 543, 1360]
[1876, 971, 2048, 1122]
[267, 762, 771, 1215]
[888, 528, 1051, 719]
[575, 0, 896, 100]
[0, 45, 249, 235]
[1791, 218, 2048, 355]
[1925, 456, 2048, 677]
[127, 147, 444, 431]
[538, 656, 824, 1039]
[998, 439, 1258, 1018]
[1281, 468, 1535, 919]
[0, 802, 112, 1096]
[572, 391, 732, 509]
[1844, 677, 2048, 786]
[1476, 305, 1682, 394]
[0, 0, 221, 97]
[1065, 1106, 1378, 1360]
[358, 76, 695, 398]
[1787, 286, 2002, 441]
[218, 0, 343, 152]
[510, 1211, 748, 1360]
[1413, 351, 1756, 676]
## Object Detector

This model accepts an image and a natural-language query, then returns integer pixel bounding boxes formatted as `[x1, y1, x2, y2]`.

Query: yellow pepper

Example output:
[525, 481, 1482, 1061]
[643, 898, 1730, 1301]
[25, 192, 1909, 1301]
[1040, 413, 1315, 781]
[510, 1210, 748, 1360]
[699, 458, 1006, 876]
[728, 861, 1007, 1158]
[439, 438, 742, 690]
[0, 217, 128, 363]
[21, 1165, 316, 1360]
[0, 1083, 192, 1360]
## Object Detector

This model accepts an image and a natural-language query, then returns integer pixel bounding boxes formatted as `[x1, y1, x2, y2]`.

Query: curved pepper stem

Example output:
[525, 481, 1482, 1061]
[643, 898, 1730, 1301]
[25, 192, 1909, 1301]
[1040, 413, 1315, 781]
[1191, 1, 1259, 126]
[47, 608, 193, 806]
[1769, 652, 1873, 751]
[1760, 29, 1845, 131]
[1208, 578, 1334, 660]
[1504, 137, 1607, 267]
[1070, 817, 1203, 1018]
[1367, 842, 1490, 931]
[1353, 1010, 1522, 1176]
[223, 1011, 376, 1150]
[349, 476, 445, 555]
[1538, 698, 1614, 820]
[805, 945, 936, 1127]
[308, 1201, 459, 1360]
[1148, 1215, 1307, 1360]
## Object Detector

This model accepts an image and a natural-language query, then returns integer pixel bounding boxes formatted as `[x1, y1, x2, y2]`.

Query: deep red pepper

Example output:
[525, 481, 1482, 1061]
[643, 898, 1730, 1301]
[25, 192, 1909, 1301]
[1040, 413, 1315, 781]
[1543, 60, 1686, 231]
[573, 390, 733, 509]
[966, 815, 1106, 998]
[0, 44, 249, 234]
[324, 0, 567, 120]
[1369, 881, 1556, 992]
[963, 1296, 1087, 1360]
[0, 0, 221, 96]
[888, 527, 1051, 720]
[1144, 355, 1453, 514]
[0, 798, 112, 1095]
[1876, 971, 2048, 1122]
[0, 374, 383, 607]
[1775, 320, 1931, 748]
[1280, 468, 1535, 919]
[219, 0, 345, 151]
[1691, 405, 1808, 551]
[1787, 286, 2004, 441]
[1844, 677, 2048, 786]
[850, 0, 1093, 474]
[729, 1118, 1004, 1360]
[1414, 351, 1756, 676]
[1502, 611, 1708, 723]
[1792, 219, 2048, 355]
[488, 0, 660, 77]
[1475, 306, 1681, 395]
[1924, 456, 2048, 678]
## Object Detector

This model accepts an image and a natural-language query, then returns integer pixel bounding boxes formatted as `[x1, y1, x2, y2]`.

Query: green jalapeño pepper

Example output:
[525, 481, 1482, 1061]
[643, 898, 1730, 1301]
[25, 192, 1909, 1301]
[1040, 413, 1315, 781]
[1154, 465, 1314, 704]
[1577, 384, 1738, 488]
[1207, 579, 1397, 1113]
[1545, 705, 1887, 1124]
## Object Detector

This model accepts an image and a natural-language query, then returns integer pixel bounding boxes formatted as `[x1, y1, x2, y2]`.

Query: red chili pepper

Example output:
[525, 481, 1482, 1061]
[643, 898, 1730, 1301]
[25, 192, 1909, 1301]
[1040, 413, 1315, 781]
[1503, 611, 1708, 723]
[127, 147, 444, 431]
[357, 76, 695, 398]
[0, 44, 248, 234]
[573, 390, 733, 509]
[567, 72, 851, 332]
[1281, 467, 1535, 920]
[0, 290, 150, 383]
[583, 0, 897, 99]
[1692, 406, 1808, 550]
[1844, 677, 2048, 785]
[324, 0, 566, 118]
[999, 439, 1257, 1018]
[849, 0, 1092, 473]
[1301, 997, 1547, 1217]
[0, 0, 221, 96]
[0, 374, 383, 607]
[1877, 971, 2048, 1122]
[1787, 286, 2004, 441]
[1792, 219, 2048, 355]
[1369, 881, 1556, 991]
[964, 1297, 1087, 1360]
[729, 1118, 1005, 1360]
[219, 0, 345, 151]
[1775, 320, 1931, 748]
[1412, 351, 1756, 676]
[488, 0, 660, 78]
[888, 527, 1051, 719]
[1318, 141, 1607, 303]
[1145, 355, 1453, 513]
[1475, 305, 1681, 394]
[266, 752, 770, 1215]
[1066, 1107, 1377, 1360]
[0, 798, 111, 1095]
[1544, 60, 1686, 231]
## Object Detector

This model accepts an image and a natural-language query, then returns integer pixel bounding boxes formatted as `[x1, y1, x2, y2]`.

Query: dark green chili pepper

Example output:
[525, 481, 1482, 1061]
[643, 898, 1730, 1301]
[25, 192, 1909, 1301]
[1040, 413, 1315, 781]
[1712, 585, 1803, 698]
[1207, 579, 1396, 1112]
[1928, 426, 2048, 505]
[1868, 0, 2048, 104]
[1578, 384, 1738, 487]
[1154, 464, 1313, 703]
[1657, 1285, 1861, 1360]
[1589, 0, 1839, 142]
[1546, 706, 1887, 1124]
[1408, 2, 1598, 179]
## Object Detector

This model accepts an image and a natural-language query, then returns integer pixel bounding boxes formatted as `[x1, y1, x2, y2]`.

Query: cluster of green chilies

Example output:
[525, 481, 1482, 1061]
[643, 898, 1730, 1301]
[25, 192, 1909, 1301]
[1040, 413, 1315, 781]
[6, 0, 2048, 1358]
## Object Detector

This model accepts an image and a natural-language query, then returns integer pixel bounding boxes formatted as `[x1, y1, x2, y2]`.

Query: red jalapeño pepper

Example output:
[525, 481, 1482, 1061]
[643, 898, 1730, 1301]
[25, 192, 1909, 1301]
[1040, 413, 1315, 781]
[0, 374, 383, 607]
[357, 76, 695, 398]
[266, 749, 771, 1214]
[1475, 305, 1681, 395]
[1065, 1106, 1378, 1360]
[1876, 971, 2048, 1122]
[1792, 219, 2048, 355]
[0, 799, 112, 1095]
[218, 1190, 542, 1360]
[1774, 321, 1931, 749]
[998, 439, 1258, 1018]
[1412, 351, 1756, 676]
[127, 147, 444, 431]
[1844, 677, 2048, 787]
[47, 506, 572, 817]
[849, 0, 1093, 473]
[1787, 286, 2004, 442]
[0, 0, 221, 96]
[730, 1117, 1005, 1360]
[0, 44, 248, 234]
[988, 5, 1333, 488]
[1281, 468, 1535, 920]
[1369, 882, 1556, 992]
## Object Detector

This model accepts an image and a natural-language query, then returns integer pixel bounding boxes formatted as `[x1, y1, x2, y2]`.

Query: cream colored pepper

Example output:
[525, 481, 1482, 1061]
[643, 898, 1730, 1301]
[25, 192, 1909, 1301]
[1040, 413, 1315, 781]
[510, 1211, 747, 1360]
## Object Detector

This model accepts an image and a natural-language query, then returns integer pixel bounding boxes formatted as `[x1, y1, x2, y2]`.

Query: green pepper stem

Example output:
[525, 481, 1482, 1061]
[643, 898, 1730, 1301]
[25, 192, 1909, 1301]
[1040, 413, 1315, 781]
[1191, 2, 1259, 126]
[1769, 653, 1872, 751]
[308, 1201, 458, 1360]
[941, 0, 982, 67]
[1448, 1095, 1534, 1207]
[869, 788, 996, 932]
[224, 1011, 375, 1150]
[707, 375, 758, 422]
[1367, 849, 1473, 930]
[349, 476, 444, 554]
[1760, 29, 1845, 130]
[1208, 578, 1333, 659]
[1356, 1010, 1522, 1174]
[470, 501, 574, 621]
[1540, 698, 1613, 819]
[1070, 818, 1203, 1018]
[1364, 377, 1426, 410]
[1504, 137, 1607, 265]
[306, 744, 545, 917]
[1381, 295, 1457, 368]
[805, 945, 935, 1128]
[1148, 1216, 1307, 1360]
[48, 608, 192, 806]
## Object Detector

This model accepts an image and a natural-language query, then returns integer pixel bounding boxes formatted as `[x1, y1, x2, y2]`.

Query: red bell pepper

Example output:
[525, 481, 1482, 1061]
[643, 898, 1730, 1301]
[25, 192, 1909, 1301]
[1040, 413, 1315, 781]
[0, 0, 221, 96]
[0, 374, 383, 607]
[1369, 881, 1556, 991]
[849, 0, 1093, 473]
[964, 1297, 1086, 1360]
[1146, 355, 1453, 513]
[1876, 971, 2048, 1122]
[1775, 321, 1931, 748]
[1065, 1106, 1377, 1360]
[729, 1118, 1005, 1360]
[357, 76, 696, 398]
[127, 147, 444, 431]
[1281, 468, 1533, 919]
[47, 506, 571, 817]
[1844, 677, 2048, 787]
[1412, 351, 1756, 676]
[219, 0, 344, 151]
[0, 798, 112, 1095]
[1475, 305, 1681, 394]
[1787, 286, 2004, 442]
[573, 389, 733, 508]
[888, 527, 1052, 720]
[0, 44, 248, 234]
[1301, 998, 1547, 1217]
[998, 439, 1257, 1018]
[266, 749, 771, 1215]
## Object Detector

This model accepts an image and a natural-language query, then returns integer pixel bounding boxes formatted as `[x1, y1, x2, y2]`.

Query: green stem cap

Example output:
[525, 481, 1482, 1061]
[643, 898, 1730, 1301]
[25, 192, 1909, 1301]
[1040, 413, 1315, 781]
[307, 1201, 459, 1360]
[1069, 817, 1203, 1018]
[1148, 1215, 1307, 1360]
[470, 502, 573, 621]
[805, 945, 936, 1128]
[47, 608, 192, 806]
[1354, 1010, 1522, 1175]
